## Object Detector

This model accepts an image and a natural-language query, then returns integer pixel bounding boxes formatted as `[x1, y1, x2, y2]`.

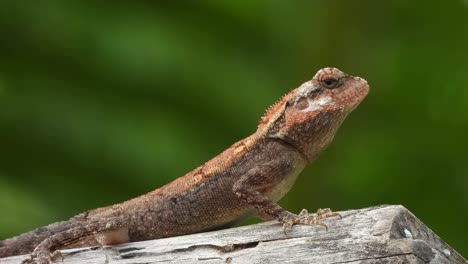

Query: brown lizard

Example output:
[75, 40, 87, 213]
[0, 67, 369, 264]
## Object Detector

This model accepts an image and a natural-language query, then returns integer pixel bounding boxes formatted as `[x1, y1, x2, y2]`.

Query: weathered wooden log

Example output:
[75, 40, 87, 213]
[1, 205, 466, 263]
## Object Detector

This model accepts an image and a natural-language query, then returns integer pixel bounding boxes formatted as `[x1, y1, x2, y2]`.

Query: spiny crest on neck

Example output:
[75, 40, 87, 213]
[257, 73, 323, 133]
[257, 91, 294, 132]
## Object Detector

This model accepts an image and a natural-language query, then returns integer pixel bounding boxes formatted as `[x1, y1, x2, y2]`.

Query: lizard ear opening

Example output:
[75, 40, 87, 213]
[295, 97, 309, 110]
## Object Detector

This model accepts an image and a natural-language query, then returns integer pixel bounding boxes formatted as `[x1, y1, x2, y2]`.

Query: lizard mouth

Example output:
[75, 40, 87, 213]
[328, 75, 369, 111]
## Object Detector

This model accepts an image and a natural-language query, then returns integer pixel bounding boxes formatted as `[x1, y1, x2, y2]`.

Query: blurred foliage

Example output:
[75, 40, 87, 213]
[0, 0, 467, 256]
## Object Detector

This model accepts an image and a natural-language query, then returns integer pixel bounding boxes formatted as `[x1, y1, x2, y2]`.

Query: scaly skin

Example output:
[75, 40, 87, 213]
[0, 68, 369, 264]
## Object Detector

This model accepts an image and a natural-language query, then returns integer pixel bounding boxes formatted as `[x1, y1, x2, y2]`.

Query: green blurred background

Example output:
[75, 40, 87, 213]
[0, 0, 467, 256]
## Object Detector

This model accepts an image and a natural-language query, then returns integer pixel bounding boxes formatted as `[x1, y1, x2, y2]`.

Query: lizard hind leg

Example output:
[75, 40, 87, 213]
[21, 217, 128, 264]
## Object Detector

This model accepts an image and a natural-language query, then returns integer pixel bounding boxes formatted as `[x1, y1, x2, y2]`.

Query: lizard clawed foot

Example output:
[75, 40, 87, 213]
[21, 250, 59, 264]
[281, 208, 341, 234]
[21, 256, 50, 264]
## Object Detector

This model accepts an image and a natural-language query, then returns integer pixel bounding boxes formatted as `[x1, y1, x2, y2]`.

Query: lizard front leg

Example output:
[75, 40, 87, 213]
[22, 217, 128, 264]
[232, 160, 340, 232]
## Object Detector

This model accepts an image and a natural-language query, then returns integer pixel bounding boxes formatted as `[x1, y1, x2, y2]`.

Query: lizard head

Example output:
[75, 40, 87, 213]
[259, 67, 369, 161]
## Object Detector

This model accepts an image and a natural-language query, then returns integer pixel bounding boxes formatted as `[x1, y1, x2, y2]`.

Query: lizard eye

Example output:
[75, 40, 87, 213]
[321, 78, 339, 89]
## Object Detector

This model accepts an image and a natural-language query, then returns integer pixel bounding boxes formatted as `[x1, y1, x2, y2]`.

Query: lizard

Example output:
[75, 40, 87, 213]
[0, 67, 369, 264]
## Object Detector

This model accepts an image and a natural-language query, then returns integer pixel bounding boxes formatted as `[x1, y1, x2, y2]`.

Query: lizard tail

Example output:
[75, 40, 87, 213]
[0, 220, 77, 257]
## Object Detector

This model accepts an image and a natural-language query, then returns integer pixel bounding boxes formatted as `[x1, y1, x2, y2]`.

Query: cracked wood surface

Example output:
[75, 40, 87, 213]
[1, 205, 466, 264]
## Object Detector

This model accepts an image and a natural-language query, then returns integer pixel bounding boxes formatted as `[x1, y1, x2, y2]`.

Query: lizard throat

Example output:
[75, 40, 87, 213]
[267, 135, 310, 163]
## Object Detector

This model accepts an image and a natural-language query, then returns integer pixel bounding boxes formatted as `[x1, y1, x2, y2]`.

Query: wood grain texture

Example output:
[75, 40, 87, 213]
[1, 205, 466, 264]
